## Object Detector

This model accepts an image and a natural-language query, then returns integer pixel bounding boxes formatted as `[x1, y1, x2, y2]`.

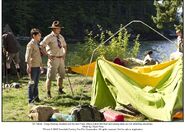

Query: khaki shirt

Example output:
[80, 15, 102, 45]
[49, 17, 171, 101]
[40, 31, 67, 56]
[25, 39, 42, 67]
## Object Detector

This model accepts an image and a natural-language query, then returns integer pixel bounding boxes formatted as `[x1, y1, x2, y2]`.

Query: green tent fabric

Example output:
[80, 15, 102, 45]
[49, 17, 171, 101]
[91, 57, 183, 121]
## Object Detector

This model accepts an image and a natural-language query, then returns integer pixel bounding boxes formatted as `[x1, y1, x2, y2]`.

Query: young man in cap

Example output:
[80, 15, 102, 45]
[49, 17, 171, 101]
[40, 21, 67, 98]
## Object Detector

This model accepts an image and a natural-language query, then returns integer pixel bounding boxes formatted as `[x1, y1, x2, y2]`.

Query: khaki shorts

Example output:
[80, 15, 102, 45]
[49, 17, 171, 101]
[47, 58, 65, 80]
[6, 52, 20, 64]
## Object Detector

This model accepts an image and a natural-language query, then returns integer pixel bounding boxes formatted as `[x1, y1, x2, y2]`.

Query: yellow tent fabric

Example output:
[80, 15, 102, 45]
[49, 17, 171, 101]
[70, 62, 96, 77]
[110, 59, 178, 87]
[69, 59, 177, 87]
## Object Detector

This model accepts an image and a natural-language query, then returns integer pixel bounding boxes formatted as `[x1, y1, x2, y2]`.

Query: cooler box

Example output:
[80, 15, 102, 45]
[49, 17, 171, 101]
[103, 110, 124, 122]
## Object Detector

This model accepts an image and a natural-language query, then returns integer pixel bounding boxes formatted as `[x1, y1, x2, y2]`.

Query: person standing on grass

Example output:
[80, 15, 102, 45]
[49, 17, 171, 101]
[25, 28, 43, 104]
[40, 21, 67, 98]
[2, 29, 21, 81]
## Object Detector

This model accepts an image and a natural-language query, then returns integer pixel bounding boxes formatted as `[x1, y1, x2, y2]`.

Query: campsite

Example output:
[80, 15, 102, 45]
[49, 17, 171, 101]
[2, 0, 183, 123]
[2, 39, 183, 122]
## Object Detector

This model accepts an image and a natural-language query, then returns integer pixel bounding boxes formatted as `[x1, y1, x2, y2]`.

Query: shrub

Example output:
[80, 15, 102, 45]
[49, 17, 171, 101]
[67, 24, 141, 65]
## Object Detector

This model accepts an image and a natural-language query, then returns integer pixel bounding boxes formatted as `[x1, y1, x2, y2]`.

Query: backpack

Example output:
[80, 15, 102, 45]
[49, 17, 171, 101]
[71, 105, 104, 122]
[28, 105, 59, 121]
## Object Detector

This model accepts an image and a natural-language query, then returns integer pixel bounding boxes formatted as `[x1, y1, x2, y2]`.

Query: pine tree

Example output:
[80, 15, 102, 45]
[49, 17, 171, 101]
[15, 0, 34, 35]
[152, 0, 183, 31]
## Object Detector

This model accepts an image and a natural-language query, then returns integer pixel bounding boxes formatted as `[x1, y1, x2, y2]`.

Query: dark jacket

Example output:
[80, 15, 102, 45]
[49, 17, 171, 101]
[2, 32, 20, 53]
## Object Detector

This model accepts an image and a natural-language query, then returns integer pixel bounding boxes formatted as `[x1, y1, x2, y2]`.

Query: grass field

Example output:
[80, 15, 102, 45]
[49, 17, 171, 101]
[2, 74, 92, 121]
[2, 72, 148, 122]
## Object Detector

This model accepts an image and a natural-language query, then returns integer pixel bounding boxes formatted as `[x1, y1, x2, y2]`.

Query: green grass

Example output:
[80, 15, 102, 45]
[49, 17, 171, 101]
[2, 73, 147, 122]
[2, 74, 92, 121]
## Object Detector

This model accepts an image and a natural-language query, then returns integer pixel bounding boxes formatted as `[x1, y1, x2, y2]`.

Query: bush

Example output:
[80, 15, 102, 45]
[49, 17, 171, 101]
[67, 25, 141, 66]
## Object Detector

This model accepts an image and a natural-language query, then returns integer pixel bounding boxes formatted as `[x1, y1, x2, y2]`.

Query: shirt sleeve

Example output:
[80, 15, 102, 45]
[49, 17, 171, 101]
[40, 62, 44, 67]
[40, 36, 50, 48]
[25, 44, 33, 65]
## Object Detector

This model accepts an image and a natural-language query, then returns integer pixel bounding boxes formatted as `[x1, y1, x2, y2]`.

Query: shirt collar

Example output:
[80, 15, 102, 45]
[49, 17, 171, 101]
[31, 39, 38, 45]
[51, 31, 60, 37]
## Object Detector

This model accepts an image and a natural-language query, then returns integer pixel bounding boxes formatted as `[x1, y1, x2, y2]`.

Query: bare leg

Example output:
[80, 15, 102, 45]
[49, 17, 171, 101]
[46, 78, 52, 97]
[57, 77, 65, 94]
[15, 64, 20, 79]
[6, 63, 11, 84]
[57, 77, 63, 88]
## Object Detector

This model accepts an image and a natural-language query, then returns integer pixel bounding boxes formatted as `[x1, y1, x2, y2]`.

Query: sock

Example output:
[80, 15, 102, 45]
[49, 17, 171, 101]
[16, 68, 20, 73]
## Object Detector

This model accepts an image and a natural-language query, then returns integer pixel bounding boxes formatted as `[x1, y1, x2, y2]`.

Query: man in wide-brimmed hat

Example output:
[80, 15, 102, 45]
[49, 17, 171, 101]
[40, 20, 67, 98]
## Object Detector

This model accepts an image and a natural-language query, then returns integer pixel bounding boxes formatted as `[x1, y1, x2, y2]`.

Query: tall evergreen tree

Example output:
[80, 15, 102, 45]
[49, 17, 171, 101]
[14, 0, 33, 35]
[152, 0, 183, 31]
[2, 0, 156, 40]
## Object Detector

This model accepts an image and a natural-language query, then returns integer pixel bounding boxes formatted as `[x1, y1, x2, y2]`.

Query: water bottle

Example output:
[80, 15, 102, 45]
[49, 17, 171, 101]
[50, 113, 75, 122]
[64, 114, 76, 122]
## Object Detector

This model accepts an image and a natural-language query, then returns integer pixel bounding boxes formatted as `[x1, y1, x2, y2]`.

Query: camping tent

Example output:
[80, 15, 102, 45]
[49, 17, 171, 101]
[69, 58, 144, 77]
[70, 62, 96, 77]
[90, 57, 183, 121]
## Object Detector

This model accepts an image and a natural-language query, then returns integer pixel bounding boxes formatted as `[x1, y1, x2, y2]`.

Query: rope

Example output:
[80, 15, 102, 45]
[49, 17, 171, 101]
[85, 20, 175, 78]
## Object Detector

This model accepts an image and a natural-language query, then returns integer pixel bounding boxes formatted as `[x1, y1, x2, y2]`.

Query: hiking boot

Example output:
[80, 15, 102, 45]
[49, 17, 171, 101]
[58, 88, 66, 94]
[47, 91, 52, 98]
[34, 97, 41, 102]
